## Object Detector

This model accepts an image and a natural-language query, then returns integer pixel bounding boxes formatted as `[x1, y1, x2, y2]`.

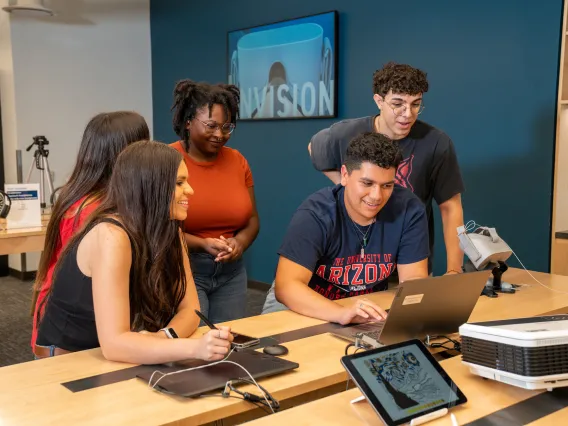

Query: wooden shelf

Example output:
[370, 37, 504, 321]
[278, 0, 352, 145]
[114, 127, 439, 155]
[552, 2, 568, 271]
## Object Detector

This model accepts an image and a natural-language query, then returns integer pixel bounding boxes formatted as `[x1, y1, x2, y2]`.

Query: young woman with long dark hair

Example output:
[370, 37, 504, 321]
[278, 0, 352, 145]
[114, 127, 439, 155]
[31, 111, 150, 348]
[35, 141, 233, 363]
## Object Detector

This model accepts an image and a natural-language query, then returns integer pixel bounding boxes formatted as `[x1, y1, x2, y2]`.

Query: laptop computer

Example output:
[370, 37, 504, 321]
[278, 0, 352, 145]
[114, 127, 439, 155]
[330, 270, 490, 347]
[136, 349, 299, 397]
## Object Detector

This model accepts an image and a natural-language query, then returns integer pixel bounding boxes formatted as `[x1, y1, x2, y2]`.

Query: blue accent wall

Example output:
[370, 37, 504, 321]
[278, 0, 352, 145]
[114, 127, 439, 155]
[151, 0, 562, 282]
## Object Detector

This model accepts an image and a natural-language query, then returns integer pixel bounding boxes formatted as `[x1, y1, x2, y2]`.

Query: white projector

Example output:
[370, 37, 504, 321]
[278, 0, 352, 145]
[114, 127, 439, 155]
[459, 315, 568, 390]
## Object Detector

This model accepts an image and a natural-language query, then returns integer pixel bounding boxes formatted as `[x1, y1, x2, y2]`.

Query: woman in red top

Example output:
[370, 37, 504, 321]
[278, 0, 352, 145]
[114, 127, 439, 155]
[170, 80, 259, 323]
[31, 111, 150, 347]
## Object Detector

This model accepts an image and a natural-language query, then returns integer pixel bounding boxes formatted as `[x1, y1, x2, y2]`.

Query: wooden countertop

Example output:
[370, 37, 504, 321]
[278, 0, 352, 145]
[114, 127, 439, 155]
[245, 356, 563, 426]
[0, 268, 567, 425]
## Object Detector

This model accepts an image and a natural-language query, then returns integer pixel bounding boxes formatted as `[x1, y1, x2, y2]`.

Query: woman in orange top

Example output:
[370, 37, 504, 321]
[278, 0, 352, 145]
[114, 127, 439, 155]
[170, 79, 259, 323]
[31, 111, 150, 348]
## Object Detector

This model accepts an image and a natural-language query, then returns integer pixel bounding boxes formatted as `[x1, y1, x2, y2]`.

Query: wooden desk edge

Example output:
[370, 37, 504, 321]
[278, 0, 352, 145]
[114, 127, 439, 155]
[1, 268, 568, 425]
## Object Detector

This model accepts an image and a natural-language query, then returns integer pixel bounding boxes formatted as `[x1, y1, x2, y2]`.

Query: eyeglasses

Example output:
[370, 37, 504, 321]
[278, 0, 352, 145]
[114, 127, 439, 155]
[195, 118, 236, 135]
[385, 100, 425, 117]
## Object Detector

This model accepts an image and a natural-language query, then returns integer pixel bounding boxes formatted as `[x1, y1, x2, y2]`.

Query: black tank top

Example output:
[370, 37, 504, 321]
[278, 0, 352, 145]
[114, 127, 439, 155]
[36, 218, 130, 352]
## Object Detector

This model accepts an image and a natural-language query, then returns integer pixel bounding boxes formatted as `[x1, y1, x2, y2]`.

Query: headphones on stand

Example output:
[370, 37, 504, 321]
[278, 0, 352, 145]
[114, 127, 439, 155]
[0, 190, 12, 219]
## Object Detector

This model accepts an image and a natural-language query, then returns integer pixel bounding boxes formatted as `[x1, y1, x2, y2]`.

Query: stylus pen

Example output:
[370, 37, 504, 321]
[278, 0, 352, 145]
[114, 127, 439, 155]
[451, 413, 459, 426]
[194, 309, 219, 330]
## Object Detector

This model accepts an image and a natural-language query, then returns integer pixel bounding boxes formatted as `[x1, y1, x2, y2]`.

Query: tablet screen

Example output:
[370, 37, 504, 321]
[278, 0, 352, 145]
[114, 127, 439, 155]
[343, 340, 465, 425]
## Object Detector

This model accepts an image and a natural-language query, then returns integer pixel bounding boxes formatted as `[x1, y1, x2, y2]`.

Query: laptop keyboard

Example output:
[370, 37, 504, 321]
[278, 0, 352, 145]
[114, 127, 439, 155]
[349, 322, 385, 340]
[328, 321, 386, 347]
[360, 329, 382, 341]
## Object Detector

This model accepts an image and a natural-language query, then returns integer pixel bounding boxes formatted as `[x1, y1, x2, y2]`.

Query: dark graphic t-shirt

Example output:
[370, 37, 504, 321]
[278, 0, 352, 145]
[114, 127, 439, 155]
[309, 116, 465, 271]
[278, 185, 429, 300]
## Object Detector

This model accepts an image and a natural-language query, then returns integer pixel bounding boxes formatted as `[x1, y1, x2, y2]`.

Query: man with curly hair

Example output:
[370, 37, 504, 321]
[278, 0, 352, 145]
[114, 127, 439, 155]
[308, 62, 464, 277]
[262, 133, 429, 324]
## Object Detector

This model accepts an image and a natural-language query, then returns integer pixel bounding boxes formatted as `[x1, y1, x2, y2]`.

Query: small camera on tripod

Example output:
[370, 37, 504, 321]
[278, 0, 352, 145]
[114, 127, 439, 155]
[26, 135, 54, 209]
[27, 136, 50, 168]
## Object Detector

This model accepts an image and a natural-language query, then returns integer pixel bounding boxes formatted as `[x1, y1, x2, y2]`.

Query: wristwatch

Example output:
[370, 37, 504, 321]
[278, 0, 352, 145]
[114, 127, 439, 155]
[160, 327, 179, 339]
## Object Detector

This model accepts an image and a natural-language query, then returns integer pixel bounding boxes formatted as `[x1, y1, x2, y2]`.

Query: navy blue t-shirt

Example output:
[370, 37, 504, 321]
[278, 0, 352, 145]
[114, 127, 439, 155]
[309, 116, 465, 273]
[278, 185, 429, 300]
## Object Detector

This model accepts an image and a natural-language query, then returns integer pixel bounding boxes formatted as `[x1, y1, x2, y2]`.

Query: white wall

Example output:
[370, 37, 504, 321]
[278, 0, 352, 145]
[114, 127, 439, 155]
[0, 3, 18, 187]
[2, 0, 153, 271]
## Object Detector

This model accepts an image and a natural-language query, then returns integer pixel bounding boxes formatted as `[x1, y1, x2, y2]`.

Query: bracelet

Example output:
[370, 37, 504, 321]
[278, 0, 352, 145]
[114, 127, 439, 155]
[446, 269, 462, 274]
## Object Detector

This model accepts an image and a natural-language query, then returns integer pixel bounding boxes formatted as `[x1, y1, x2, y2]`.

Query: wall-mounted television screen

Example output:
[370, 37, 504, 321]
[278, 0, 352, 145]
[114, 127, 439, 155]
[228, 11, 338, 121]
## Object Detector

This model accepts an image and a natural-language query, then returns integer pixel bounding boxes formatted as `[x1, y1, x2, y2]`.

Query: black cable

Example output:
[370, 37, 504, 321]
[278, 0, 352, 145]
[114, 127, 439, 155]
[229, 377, 275, 400]
[226, 378, 280, 412]
[345, 339, 372, 356]
[247, 399, 274, 415]
[198, 393, 273, 415]
[424, 335, 461, 353]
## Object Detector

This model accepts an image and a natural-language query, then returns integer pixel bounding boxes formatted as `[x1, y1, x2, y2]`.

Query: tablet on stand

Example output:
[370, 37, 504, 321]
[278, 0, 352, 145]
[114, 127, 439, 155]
[341, 339, 467, 426]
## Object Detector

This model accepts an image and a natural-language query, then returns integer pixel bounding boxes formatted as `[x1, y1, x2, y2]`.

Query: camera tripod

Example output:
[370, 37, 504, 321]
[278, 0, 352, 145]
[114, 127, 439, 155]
[26, 135, 54, 209]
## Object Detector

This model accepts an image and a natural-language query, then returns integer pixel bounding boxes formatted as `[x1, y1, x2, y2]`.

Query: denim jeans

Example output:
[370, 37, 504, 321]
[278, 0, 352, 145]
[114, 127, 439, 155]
[261, 282, 289, 314]
[33, 344, 58, 359]
[190, 252, 247, 324]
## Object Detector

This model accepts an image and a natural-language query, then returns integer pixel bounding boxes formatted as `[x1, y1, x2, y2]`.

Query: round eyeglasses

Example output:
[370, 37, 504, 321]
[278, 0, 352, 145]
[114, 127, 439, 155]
[386, 101, 425, 117]
[195, 118, 236, 135]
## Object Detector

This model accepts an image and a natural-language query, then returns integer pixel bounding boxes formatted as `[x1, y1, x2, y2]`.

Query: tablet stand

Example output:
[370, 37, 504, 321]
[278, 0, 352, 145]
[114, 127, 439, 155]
[350, 395, 365, 404]
[409, 408, 449, 425]
[350, 396, 449, 425]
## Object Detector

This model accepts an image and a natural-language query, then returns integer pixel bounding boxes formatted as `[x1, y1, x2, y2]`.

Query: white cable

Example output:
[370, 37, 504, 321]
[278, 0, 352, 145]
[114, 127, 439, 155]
[464, 220, 480, 233]
[148, 347, 236, 389]
[148, 347, 275, 413]
[511, 249, 568, 295]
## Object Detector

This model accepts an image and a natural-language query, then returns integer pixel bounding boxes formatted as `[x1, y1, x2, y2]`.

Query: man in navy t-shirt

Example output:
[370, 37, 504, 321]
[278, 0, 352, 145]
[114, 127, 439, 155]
[308, 62, 465, 276]
[262, 133, 429, 325]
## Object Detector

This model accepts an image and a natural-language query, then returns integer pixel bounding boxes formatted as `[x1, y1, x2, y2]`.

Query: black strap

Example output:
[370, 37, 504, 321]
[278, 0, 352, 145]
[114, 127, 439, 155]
[97, 217, 127, 231]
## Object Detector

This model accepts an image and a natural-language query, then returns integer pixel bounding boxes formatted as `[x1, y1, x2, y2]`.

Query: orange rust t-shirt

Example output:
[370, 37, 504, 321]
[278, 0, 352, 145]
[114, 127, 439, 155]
[171, 141, 254, 239]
